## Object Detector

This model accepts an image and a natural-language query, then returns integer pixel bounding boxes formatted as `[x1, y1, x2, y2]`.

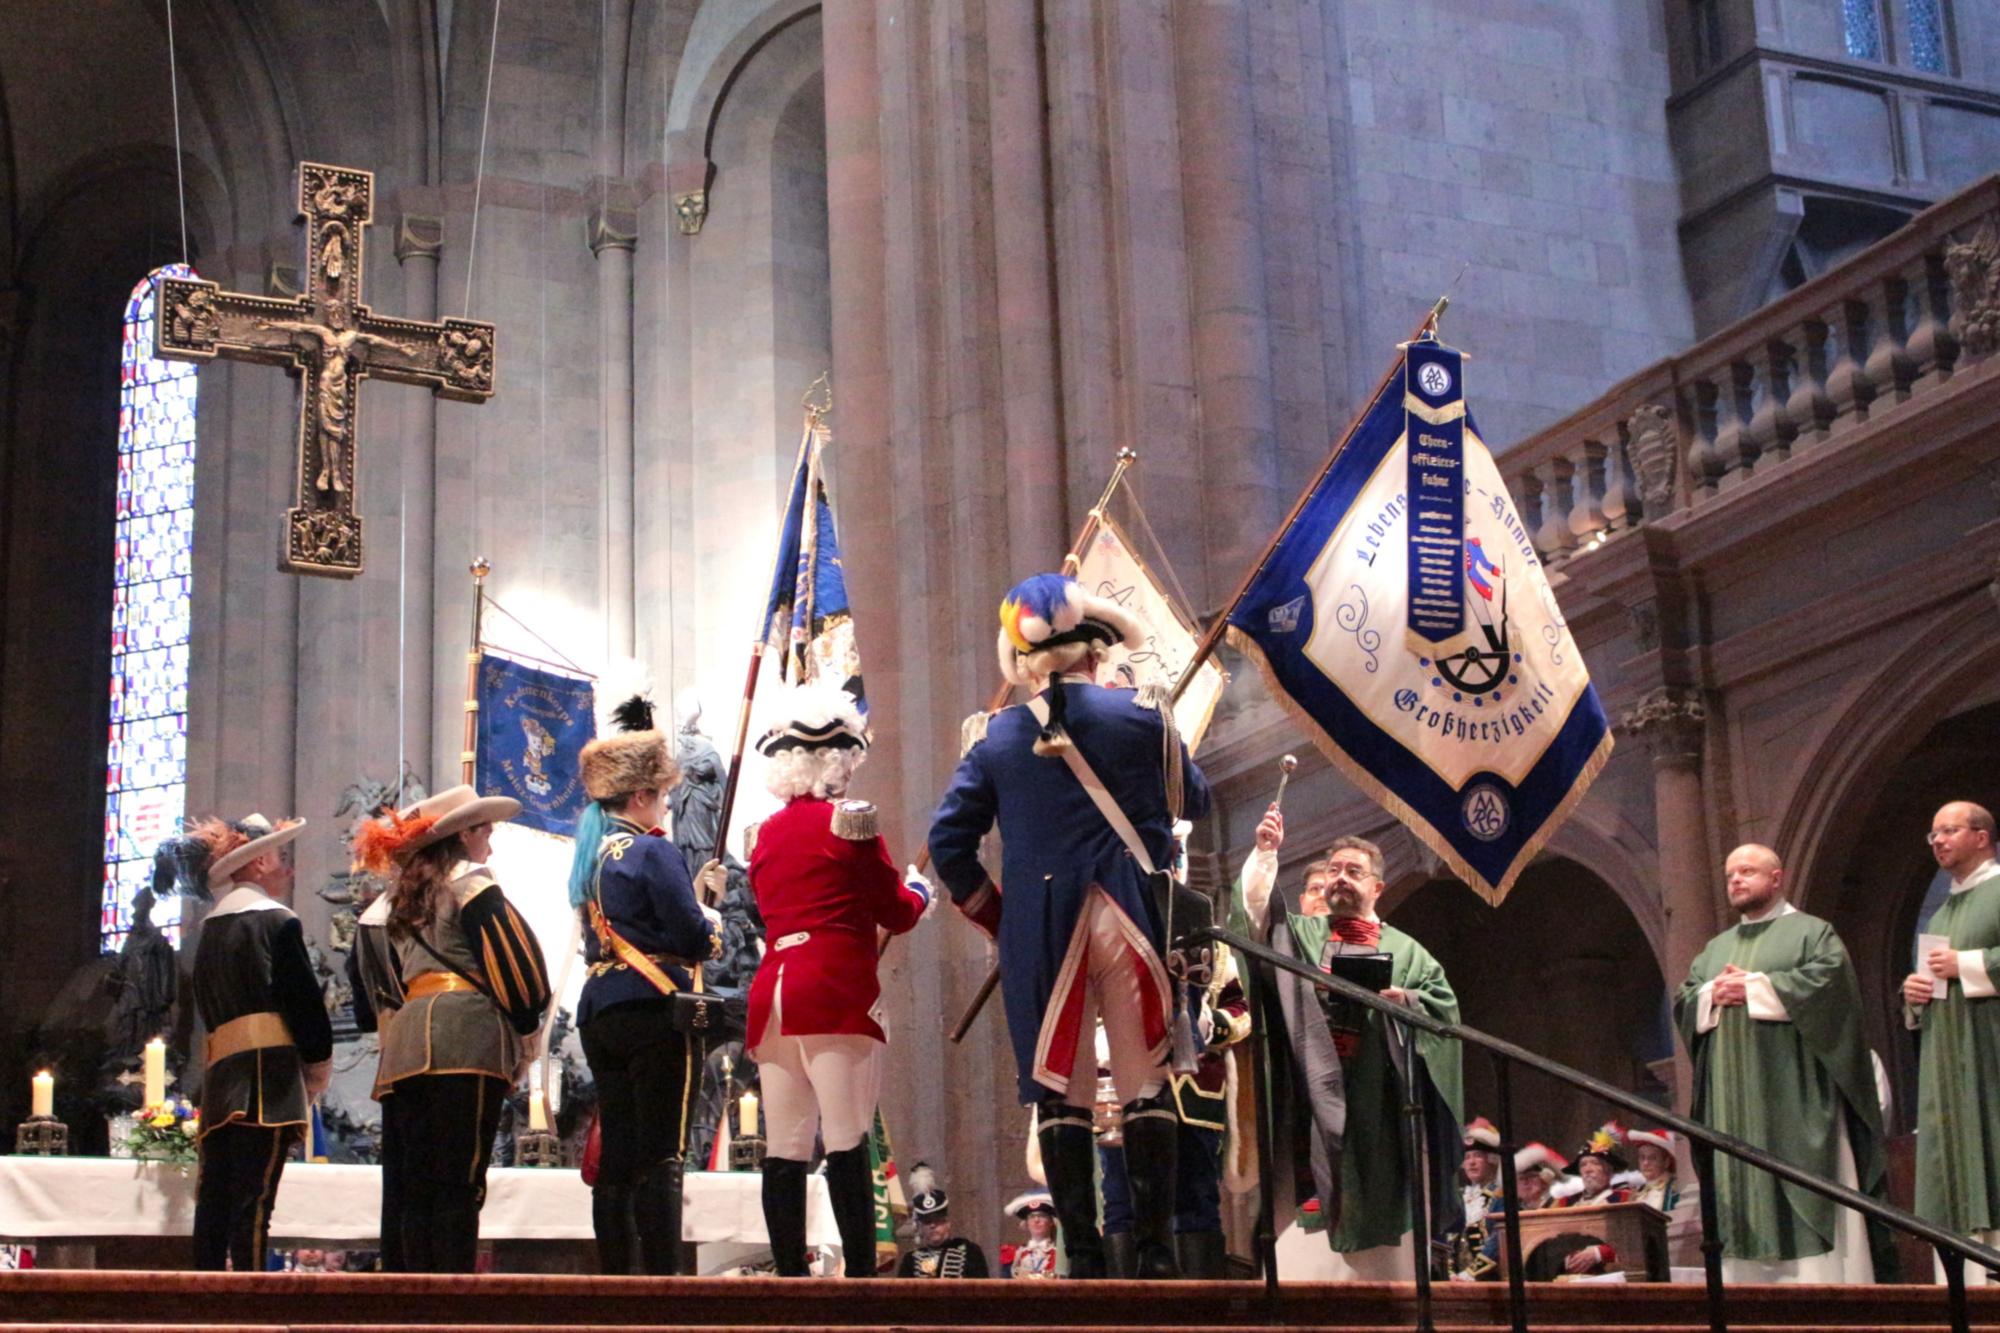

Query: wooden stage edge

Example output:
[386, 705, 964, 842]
[3, 1273, 2000, 1330]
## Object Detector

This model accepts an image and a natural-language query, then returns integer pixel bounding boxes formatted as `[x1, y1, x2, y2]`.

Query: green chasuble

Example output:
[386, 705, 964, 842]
[1285, 912, 1464, 1253]
[1674, 908, 1886, 1262]
[1912, 873, 2000, 1236]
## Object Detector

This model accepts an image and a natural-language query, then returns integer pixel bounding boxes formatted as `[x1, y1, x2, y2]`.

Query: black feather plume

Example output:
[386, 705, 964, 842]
[611, 694, 656, 733]
[151, 836, 214, 902]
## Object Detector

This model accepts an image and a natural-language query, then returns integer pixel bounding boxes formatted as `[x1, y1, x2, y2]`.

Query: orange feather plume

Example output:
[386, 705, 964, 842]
[185, 817, 249, 864]
[351, 810, 439, 876]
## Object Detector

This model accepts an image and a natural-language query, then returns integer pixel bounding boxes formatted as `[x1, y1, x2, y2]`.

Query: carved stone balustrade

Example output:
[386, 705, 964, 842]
[1502, 174, 2000, 568]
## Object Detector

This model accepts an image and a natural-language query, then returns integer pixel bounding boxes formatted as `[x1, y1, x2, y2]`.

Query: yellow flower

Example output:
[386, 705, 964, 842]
[150, 1112, 175, 1128]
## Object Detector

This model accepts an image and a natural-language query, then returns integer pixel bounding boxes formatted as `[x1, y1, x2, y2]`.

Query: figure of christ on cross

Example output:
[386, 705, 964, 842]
[153, 161, 497, 577]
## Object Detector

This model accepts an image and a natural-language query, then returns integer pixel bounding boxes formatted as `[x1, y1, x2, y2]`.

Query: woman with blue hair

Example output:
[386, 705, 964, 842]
[569, 692, 722, 1275]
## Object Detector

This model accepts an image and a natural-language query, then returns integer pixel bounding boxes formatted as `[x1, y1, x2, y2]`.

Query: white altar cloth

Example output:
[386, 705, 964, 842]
[0, 1158, 833, 1246]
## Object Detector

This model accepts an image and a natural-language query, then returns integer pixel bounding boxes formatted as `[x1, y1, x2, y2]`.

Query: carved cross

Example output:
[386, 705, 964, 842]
[154, 162, 496, 577]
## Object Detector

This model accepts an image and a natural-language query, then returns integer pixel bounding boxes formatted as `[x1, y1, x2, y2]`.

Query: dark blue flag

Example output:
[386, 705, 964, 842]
[1224, 337, 1611, 903]
[761, 424, 866, 713]
[476, 651, 596, 836]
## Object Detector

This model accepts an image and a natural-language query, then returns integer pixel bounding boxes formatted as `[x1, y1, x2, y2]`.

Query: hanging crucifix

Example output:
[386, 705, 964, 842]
[154, 162, 496, 577]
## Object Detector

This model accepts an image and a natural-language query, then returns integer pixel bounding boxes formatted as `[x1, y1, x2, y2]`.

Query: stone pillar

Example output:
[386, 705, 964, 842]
[1172, 0, 1281, 581]
[395, 214, 442, 785]
[594, 0, 638, 663]
[1623, 686, 1717, 1106]
[590, 197, 639, 662]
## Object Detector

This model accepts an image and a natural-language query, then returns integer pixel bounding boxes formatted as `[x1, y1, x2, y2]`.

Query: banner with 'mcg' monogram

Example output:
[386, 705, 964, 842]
[1223, 337, 1611, 904]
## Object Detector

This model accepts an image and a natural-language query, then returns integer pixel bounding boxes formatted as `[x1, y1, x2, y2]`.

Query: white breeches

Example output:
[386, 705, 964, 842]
[750, 974, 883, 1159]
[1059, 888, 1168, 1104]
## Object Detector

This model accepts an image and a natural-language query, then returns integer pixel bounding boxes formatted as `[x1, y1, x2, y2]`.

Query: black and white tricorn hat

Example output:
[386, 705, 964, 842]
[756, 680, 868, 756]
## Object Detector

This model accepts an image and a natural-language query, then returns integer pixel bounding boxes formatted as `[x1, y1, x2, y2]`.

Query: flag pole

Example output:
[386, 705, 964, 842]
[714, 410, 827, 874]
[461, 558, 491, 786]
[1167, 300, 1445, 708]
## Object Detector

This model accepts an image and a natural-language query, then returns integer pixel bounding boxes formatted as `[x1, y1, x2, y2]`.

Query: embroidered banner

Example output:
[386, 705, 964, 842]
[1223, 337, 1611, 903]
[476, 651, 596, 836]
[761, 425, 866, 714]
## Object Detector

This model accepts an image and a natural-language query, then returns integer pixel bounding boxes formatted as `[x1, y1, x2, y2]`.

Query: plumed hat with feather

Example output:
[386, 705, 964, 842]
[995, 573, 1143, 755]
[580, 659, 678, 801]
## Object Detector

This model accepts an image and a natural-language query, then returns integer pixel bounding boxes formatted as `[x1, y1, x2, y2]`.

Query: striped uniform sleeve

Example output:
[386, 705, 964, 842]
[462, 885, 553, 1035]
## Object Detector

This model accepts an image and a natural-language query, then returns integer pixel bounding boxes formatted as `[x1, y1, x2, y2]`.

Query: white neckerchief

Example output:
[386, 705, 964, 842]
[1950, 858, 2000, 895]
[450, 859, 490, 882]
[208, 884, 287, 918]
[1738, 899, 1796, 925]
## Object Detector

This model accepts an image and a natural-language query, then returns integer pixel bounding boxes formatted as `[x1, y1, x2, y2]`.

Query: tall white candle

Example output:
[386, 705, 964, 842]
[30, 1071, 53, 1119]
[143, 1038, 167, 1108]
[739, 1089, 759, 1138]
[528, 1094, 549, 1132]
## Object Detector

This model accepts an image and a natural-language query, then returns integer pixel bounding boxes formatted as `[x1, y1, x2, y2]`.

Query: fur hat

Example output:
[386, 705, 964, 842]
[757, 680, 868, 755]
[583, 661, 677, 802]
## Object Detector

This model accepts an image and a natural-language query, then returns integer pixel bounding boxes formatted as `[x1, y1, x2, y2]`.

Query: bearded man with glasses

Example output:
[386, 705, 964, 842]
[1236, 806, 1463, 1280]
[1903, 800, 2000, 1283]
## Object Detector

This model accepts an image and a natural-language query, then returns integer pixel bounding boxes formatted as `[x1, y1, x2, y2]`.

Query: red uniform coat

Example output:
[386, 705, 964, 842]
[747, 797, 929, 1044]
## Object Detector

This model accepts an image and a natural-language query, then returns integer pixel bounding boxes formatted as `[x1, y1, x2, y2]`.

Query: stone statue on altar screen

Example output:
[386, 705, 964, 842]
[672, 690, 765, 995]
[100, 885, 178, 1104]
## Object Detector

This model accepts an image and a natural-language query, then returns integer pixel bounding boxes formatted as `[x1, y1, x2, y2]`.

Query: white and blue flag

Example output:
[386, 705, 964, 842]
[1224, 335, 1611, 903]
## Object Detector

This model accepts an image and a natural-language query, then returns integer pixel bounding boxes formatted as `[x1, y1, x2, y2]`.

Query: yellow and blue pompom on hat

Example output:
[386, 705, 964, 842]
[995, 573, 1143, 686]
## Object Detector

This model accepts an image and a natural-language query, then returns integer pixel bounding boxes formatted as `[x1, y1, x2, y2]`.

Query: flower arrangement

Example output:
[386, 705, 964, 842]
[122, 1097, 200, 1171]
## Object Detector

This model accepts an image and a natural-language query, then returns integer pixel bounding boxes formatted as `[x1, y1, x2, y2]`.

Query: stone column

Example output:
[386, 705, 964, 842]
[590, 197, 639, 662]
[395, 213, 442, 786]
[1623, 686, 1717, 1106]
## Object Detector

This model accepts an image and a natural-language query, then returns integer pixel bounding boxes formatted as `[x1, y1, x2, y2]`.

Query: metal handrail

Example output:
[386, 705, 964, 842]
[1191, 923, 2000, 1333]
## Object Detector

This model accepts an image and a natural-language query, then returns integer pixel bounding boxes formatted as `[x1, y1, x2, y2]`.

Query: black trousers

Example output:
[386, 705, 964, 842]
[193, 1121, 295, 1271]
[582, 1001, 698, 1188]
[380, 1072, 506, 1273]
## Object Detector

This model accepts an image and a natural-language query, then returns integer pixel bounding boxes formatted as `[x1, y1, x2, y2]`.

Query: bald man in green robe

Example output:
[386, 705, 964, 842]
[1903, 801, 2000, 1285]
[1676, 843, 1888, 1283]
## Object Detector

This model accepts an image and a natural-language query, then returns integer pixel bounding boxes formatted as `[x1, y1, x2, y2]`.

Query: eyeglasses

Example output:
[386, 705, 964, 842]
[1929, 826, 1970, 843]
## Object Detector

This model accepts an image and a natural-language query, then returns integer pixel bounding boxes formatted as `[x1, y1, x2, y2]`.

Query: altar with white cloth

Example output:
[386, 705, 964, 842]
[0, 1158, 837, 1273]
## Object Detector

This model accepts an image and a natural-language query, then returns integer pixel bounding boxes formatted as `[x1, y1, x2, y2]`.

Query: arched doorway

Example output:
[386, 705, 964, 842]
[1389, 857, 1672, 1157]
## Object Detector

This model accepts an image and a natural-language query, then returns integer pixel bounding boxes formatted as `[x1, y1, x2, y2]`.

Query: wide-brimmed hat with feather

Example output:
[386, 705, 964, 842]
[352, 785, 520, 873]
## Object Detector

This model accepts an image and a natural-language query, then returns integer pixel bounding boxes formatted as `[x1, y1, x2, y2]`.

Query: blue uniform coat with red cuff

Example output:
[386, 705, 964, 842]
[927, 680, 1211, 1103]
[747, 796, 929, 1044]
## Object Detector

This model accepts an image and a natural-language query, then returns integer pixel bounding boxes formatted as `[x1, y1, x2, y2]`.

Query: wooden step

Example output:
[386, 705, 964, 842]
[2, 1272, 1996, 1330]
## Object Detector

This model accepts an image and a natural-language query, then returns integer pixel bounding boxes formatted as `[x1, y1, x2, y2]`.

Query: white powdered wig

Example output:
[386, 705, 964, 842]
[763, 744, 865, 801]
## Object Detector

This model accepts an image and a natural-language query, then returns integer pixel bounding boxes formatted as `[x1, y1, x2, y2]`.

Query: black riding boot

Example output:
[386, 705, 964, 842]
[1037, 1101, 1105, 1278]
[762, 1156, 812, 1276]
[823, 1144, 879, 1277]
[591, 1182, 635, 1274]
[633, 1156, 686, 1275]
[1120, 1092, 1181, 1279]
[1105, 1230, 1138, 1278]
[1175, 1229, 1228, 1279]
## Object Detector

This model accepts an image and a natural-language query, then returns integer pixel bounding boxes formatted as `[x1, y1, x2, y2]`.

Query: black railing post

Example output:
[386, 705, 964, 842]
[1689, 1138, 1726, 1333]
[1401, 1021, 1435, 1333]
[1493, 1057, 1527, 1333]
[1939, 1246, 1970, 1333]
[1242, 952, 1280, 1304]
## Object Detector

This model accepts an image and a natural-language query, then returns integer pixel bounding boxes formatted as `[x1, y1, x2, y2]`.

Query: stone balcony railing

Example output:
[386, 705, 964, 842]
[1502, 173, 2000, 566]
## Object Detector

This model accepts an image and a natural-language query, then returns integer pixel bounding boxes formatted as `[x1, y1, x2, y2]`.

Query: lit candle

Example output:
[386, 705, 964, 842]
[739, 1090, 759, 1138]
[143, 1038, 167, 1109]
[30, 1071, 53, 1120]
[528, 1095, 548, 1132]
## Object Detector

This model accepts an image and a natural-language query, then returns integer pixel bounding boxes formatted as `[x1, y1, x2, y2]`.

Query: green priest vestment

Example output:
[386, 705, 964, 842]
[1913, 872, 2000, 1237]
[1675, 907, 1886, 1262]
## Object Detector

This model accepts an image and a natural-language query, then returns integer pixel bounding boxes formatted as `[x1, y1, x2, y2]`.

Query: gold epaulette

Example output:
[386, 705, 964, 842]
[831, 800, 878, 841]
[960, 709, 992, 756]
[743, 820, 762, 859]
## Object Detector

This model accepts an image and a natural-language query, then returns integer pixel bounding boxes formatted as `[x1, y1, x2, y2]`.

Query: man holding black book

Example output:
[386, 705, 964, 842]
[1238, 811, 1463, 1280]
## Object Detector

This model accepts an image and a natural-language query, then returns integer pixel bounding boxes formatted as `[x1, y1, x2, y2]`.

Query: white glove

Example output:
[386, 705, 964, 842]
[700, 902, 723, 928]
[906, 867, 937, 917]
[694, 858, 728, 905]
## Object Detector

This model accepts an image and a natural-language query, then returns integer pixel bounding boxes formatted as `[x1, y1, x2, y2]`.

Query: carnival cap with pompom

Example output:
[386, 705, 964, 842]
[1626, 1127, 1677, 1164]
[996, 572, 1143, 754]
[580, 658, 677, 801]
[757, 679, 868, 756]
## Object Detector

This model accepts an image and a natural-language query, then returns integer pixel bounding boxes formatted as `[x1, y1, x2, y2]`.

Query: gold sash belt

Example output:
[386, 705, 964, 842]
[405, 971, 483, 1000]
[206, 1011, 293, 1066]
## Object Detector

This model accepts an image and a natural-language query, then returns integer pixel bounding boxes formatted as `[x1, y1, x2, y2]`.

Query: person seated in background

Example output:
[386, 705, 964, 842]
[1451, 1142, 1569, 1281]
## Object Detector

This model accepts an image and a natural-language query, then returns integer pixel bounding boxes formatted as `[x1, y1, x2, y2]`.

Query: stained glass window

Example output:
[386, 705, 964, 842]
[1843, 0, 1884, 60]
[1907, 0, 1948, 73]
[102, 265, 199, 952]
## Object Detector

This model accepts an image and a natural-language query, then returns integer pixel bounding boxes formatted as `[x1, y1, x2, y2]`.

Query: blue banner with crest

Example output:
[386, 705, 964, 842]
[476, 651, 596, 836]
